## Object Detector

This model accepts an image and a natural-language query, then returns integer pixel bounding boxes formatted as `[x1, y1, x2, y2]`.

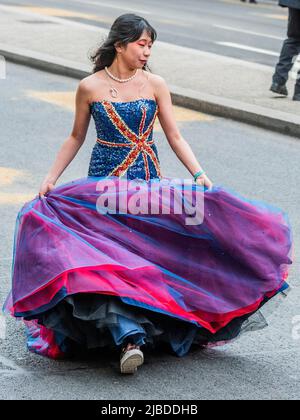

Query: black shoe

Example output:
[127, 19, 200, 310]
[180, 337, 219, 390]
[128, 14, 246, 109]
[270, 82, 288, 96]
[293, 94, 300, 101]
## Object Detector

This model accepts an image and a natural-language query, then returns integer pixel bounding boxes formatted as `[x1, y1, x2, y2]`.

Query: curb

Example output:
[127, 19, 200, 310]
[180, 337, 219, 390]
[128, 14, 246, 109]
[1, 44, 299, 139]
[170, 86, 300, 139]
[0, 44, 88, 79]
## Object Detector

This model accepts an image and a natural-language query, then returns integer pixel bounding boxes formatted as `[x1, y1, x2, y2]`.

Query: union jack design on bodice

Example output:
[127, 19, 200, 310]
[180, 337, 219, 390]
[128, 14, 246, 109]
[88, 98, 162, 181]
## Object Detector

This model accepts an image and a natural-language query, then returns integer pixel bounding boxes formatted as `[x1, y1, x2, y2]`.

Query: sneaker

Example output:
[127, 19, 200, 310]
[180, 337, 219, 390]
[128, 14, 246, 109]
[270, 82, 288, 96]
[120, 347, 144, 374]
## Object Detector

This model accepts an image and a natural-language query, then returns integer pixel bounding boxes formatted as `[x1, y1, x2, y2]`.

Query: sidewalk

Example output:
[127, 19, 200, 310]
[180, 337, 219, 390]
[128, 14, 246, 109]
[0, 4, 299, 137]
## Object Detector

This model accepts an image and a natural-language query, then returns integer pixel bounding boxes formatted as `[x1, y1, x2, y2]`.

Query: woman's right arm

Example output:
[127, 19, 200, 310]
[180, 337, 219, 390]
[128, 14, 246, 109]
[39, 79, 91, 198]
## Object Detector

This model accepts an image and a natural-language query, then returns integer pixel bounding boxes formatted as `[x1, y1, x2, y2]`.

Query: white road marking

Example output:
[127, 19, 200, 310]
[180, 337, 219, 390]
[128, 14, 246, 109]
[216, 42, 279, 56]
[0, 355, 30, 378]
[0, 4, 104, 32]
[0, 4, 279, 71]
[48, 0, 152, 15]
[213, 24, 283, 40]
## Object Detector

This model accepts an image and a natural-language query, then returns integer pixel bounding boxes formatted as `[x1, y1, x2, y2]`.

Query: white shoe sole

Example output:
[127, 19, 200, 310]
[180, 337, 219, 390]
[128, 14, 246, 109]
[120, 349, 144, 374]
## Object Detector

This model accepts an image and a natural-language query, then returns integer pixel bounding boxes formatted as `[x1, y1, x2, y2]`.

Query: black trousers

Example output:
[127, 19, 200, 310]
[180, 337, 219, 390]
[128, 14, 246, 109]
[272, 8, 300, 93]
[287, 7, 300, 39]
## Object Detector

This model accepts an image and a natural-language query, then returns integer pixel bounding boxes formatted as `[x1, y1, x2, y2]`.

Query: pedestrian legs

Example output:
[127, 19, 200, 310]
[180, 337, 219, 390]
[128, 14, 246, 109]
[272, 38, 300, 86]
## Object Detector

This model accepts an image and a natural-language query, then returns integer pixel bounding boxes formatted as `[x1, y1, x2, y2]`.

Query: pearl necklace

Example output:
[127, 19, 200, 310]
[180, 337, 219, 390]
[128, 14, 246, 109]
[104, 66, 139, 98]
[104, 66, 138, 83]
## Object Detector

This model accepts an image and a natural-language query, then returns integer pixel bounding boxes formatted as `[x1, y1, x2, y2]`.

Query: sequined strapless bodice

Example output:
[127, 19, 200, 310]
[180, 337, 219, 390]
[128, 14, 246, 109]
[88, 98, 162, 181]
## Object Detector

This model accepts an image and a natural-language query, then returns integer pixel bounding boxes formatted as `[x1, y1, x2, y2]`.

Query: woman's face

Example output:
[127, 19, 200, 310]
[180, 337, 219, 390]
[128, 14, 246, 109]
[120, 30, 153, 69]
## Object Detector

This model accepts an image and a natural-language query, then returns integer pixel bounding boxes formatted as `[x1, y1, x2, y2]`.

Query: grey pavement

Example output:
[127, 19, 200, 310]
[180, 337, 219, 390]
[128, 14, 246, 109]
[0, 1, 300, 137]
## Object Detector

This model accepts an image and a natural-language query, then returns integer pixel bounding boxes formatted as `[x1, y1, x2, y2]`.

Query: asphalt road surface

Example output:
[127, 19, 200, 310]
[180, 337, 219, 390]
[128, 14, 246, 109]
[0, 60, 299, 400]
[0, 0, 289, 67]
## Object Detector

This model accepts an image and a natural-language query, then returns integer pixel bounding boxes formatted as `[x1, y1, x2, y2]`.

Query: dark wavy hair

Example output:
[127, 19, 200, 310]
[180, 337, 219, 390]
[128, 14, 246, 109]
[89, 13, 157, 74]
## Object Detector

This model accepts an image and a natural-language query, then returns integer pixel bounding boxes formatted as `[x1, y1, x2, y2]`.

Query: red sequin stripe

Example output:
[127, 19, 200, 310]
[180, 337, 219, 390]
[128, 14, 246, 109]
[144, 146, 162, 178]
[96, 139, 131, 147]
[102, 101, 140, 143]
[146, 139, 154, 145]
[139, 107, 158, 142]
[110, 147, 142, 177]
[97, 138, 155, 147]
[142, 152, 150, 180]
[98, 101, 160, 180]
[139, 106, 147, 137]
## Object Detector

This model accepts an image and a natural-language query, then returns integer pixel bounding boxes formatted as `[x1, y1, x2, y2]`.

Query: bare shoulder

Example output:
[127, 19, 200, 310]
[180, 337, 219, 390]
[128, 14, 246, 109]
[148, 73, 166, 85]
[76, 76, 93, 104]
[77, 72, 106, 104]
[148, 73, 168, 91]
[147, 73, 170, 102]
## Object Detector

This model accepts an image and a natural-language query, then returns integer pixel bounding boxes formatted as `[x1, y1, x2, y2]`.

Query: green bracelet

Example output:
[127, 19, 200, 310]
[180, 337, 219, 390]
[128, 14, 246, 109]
[193, 170, 205, 182]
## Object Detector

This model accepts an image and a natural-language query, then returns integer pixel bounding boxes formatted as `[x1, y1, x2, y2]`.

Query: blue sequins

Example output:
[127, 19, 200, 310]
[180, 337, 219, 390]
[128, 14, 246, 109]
[88, 99, 162, 181]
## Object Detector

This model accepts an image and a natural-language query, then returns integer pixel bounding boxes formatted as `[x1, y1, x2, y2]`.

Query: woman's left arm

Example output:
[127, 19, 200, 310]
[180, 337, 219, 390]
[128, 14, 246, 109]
[153, 75, 213, 189]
